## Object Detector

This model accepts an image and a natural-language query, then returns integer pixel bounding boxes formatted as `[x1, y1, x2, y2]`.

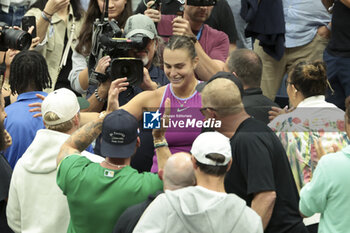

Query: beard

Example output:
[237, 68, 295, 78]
[0, 123, 6, 151]
[140, 55, 149, 67]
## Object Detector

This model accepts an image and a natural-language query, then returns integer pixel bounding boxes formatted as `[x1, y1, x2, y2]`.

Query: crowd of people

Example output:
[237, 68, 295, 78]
[0, 0, 350, 232]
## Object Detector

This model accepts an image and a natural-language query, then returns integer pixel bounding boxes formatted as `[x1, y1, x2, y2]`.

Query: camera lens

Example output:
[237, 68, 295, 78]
[4, 28, 32, 50]
[121, 62, 131, 76]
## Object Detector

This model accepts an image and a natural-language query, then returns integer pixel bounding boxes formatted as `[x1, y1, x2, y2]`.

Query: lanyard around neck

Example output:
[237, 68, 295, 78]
[196, 25, 204, 41]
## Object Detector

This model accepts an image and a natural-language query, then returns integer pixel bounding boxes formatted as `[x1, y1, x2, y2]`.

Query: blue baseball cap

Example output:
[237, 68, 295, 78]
[100, 109, 138, 158]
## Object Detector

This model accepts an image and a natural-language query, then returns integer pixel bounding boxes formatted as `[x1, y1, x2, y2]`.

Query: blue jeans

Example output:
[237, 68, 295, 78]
[324, 50, 350, 110]
[0, 5, 28, 26]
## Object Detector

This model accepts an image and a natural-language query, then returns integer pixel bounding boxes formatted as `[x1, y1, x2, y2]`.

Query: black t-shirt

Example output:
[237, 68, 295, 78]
[242, 88, 279, 124]
[225, 118, 307, 233]
[113, 192, 161, 233]
[0, 153, 13, 233]
[326, 1, 350, 57]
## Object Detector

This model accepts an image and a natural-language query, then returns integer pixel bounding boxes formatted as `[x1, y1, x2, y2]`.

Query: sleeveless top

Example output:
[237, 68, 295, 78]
[150, 83, 203, 172]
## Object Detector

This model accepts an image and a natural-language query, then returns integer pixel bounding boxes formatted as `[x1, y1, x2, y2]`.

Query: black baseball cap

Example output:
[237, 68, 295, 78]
[196, 71, 244, 97]
[100, 109, 138, 158]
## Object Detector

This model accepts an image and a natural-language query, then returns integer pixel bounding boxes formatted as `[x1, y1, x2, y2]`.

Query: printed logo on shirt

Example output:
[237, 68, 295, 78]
[143, 110, 161, 129]
[104, 170, 115, 178]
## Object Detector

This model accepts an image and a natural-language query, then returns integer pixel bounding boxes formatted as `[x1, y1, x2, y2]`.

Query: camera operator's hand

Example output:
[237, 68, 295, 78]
[140, 67, 158, 91]
[145, 1, 161, 23]
[44, 0, 70, 15]
[5, 49, 19, 67]
[95, 56, 111, 74]
[172, 17, 195, 38]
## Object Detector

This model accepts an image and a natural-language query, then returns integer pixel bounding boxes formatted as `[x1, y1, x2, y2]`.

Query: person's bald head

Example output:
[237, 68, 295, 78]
[201, 78, 244, 117]
[163, 152, 196, 190]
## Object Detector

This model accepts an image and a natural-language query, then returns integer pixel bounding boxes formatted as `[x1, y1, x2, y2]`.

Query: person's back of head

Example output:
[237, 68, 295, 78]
[201, 78, 244, 117]
[289, 60, 329, 98]
[226, 49, 262, 88]
[9, 50, 52, 95]
[100, 109, 139, 159]
[190, 132, 232, 178]
[41, 88, 82, 133]
[162, 152, 196, 190]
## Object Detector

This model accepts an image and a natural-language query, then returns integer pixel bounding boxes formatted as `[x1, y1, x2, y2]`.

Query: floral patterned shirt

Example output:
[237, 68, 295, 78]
[269, 96, 349, 191]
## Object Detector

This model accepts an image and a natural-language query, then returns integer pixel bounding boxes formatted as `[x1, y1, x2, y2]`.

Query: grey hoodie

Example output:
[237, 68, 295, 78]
[133, 186, 263, 233]
[6, 129, 103, 233]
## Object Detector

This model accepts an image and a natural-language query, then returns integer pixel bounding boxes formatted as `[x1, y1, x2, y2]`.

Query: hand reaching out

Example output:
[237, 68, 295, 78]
[268, 106, 295, 122]
[172, 17, 195, 38]
[28, 94, 46, 118]
[152, 98, 170, 141]
[27, 26, 40, 49]
[140, 67, 158, 90]
[106, 78, 129, 113]
[144, 1, 161, 23]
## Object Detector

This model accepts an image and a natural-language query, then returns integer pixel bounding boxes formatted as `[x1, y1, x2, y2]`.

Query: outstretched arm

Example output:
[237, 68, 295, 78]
[57, 78, 128, 165]
[153, 98, 171, 175]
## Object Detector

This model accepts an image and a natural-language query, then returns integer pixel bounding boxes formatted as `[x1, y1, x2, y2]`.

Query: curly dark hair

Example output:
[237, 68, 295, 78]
[9, 50, 52, 95]
[75, 0, 132, 56]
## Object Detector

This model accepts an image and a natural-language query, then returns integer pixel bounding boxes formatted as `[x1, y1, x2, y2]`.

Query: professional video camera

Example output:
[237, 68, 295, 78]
[187, 0, 217, 6]
[91, 6, 148, 87]
[0, 22, 32, 52]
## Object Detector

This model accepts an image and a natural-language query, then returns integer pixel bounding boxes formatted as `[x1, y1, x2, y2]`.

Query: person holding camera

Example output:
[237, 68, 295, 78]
[70, 14, 169, 113]
[24, 0, 85, 93]
[67, 0, 133, 104]
[146, 0, 229, 81]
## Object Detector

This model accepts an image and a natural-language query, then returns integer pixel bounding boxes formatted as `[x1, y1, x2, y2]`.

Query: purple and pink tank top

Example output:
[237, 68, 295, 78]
[150, 83, 203, 172]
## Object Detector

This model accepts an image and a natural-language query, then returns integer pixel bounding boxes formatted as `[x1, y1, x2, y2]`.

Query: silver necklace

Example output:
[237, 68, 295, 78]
[175, 98, 188, 108]
[173, 82, 197, 108]
[104, 160, 127, 169]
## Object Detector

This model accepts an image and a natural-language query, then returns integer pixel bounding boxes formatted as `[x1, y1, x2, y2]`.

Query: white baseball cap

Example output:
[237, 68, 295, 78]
[42, 88, 84, 126]
[190, 132, 232, 166]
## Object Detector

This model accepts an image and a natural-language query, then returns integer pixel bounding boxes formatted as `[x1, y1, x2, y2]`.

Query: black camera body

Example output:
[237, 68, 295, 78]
[187, 0, 217, 6]
[91, 18, 147, 87]
[0, 22, 32, 52]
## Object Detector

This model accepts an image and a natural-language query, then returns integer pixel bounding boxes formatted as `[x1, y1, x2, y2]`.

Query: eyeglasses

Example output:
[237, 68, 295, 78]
[200, 107, 216, 115]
